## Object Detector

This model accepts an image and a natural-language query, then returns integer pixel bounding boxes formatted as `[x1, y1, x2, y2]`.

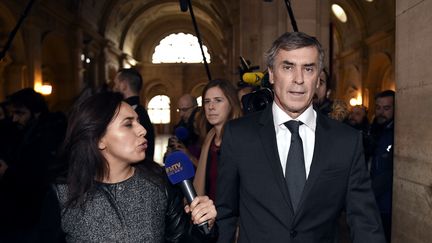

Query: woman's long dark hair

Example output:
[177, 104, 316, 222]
[61, 92, 123, 208]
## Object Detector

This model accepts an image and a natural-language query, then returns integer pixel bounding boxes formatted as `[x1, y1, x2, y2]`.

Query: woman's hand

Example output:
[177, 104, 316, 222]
[184, 196, 217, 228]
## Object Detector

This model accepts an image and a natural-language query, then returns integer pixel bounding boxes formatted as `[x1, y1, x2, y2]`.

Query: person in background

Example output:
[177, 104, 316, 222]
[0, 88, 66, 242]
[369, 90, 395, 243]
[193, 79, 242, 201]
[313, 68, 333, 116]
[328, 99, 350, 122]
[0, 101, 7, 120]
[347, 105, 370, 132]
[347, 104, 372, 162]
[170, 94, 201, 163]
[113, 68, 155, 161]
[0, 100, 19, 166]
[216, 31, 385, 243]
[39, 91, 217, 242]
[236, 84, 255, 112]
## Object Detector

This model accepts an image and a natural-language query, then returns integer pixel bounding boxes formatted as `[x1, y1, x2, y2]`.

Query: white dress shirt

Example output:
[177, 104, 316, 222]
[272, 102, 316, 178]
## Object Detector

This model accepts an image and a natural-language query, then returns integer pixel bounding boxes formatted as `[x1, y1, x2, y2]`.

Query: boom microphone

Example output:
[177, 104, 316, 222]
[164, 151, 211, 235]
[242, 72, 264, 86]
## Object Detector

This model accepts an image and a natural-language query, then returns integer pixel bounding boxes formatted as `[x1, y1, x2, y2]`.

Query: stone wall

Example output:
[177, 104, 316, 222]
[393, 0, 432, 242]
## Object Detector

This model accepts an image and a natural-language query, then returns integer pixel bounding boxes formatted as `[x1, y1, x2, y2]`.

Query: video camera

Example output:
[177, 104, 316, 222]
[237, 56, 273, 114]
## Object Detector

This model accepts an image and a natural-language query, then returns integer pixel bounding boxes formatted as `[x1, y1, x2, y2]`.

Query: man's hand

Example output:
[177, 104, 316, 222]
[166, 137, 199, 166]
[184, 196, 217, 228]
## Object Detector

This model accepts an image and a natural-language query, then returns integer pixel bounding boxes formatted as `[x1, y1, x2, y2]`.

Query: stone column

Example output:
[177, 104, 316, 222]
[393, 0, 432, 242]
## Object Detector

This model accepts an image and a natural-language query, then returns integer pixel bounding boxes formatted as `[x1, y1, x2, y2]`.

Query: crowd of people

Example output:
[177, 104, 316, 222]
[0, 31, 394, 243]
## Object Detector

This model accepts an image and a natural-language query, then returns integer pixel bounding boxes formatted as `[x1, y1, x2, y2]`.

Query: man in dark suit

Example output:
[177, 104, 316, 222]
[216, 32, 385, 243]
[113, 68, 155, 160]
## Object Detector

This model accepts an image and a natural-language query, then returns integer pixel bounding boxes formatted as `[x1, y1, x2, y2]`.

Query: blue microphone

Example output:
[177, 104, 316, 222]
[165, 151, 196, 203]
[164, 151, 210, 235]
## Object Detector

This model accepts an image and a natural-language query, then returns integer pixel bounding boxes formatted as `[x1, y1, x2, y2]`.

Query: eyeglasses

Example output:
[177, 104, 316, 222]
[176, 106, 194, 112]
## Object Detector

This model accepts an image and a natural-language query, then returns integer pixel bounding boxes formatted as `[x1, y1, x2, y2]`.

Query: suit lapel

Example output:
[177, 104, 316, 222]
[293, 112, 331, 222]
[258, 107, 294, 213]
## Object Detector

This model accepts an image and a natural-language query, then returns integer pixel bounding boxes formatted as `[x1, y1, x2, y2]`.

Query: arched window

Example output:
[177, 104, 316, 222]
[197, 96, 202, 107]
[148, 95, 170, 124]
[152, 33, 211, 64]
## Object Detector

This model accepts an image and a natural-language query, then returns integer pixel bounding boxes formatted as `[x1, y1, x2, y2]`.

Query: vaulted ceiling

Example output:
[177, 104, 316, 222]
[75, 0, 236, 63]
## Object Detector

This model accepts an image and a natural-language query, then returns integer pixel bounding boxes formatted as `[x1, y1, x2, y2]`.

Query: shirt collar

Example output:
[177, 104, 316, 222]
[272, 102, 316, 131]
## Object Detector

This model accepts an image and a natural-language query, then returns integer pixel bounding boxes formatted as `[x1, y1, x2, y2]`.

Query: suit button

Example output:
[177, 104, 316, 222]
[290, 230, 297, 238]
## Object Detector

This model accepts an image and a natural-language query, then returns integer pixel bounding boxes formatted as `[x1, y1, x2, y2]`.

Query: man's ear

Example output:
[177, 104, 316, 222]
[326, 89, 332, 99]
[268, 68, 274, 84]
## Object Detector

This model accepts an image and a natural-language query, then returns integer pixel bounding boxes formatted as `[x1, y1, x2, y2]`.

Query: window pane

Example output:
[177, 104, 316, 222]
[152, 33, 211, 64]
[148, 95, 171, 124]
[197, 96, 202, 107]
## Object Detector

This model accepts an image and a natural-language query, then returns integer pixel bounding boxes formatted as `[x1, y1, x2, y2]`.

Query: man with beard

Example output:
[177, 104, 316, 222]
[348, 105, 369, 131]
[369, 90, 395, 243]
[0, 88, 66, 241]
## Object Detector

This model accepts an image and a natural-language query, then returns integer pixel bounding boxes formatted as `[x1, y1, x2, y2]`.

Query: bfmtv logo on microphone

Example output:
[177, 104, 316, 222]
[165, 162, 183, 177]
[164, 151, 195, 184]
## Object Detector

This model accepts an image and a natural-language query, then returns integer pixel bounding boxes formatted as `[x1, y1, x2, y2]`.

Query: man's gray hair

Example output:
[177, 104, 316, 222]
[265, 32, 325, 71]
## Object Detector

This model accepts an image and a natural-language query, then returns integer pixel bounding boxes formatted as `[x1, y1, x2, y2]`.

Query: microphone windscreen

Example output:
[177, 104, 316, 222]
[242, 72, 264, 86]
[164, 151, 195, 184]
[174, 126, 189, 142]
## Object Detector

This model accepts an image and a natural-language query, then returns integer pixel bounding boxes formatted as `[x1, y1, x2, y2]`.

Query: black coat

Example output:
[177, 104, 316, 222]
[216, 106, 385, 243]
[0, 112, 66, 232]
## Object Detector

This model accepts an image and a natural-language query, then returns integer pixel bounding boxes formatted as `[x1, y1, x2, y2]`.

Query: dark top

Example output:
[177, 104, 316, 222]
[369, 120, 394, 214]
[125, 96, 155, 160]
[206, 139, 220, 201]
[173, 108, 200, 147]
[216, 106, 385, 243]
[0, 111, 66, 232]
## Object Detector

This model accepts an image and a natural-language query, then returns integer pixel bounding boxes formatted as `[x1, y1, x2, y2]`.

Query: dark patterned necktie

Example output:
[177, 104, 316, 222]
[284, 120, 306, 212]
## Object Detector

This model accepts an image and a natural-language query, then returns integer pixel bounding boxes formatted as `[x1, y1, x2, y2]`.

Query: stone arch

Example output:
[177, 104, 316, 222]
[330, 0, 367, 48]
[381, 63, 395, 91]
[0, 3, 26, 63]
[366, 52, 393, 93]
[142, 79, 171, 105]
[342, 64, 362, 104]
[191, 82, 208, 99]
[135, 20, 225, 65]
[41, 31, 75, 110]
[0, 2, 27, 99]
[364, 52, 394, 113]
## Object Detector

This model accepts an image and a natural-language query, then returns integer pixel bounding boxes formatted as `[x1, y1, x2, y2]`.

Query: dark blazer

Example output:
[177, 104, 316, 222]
[216, 106, 385, 243]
